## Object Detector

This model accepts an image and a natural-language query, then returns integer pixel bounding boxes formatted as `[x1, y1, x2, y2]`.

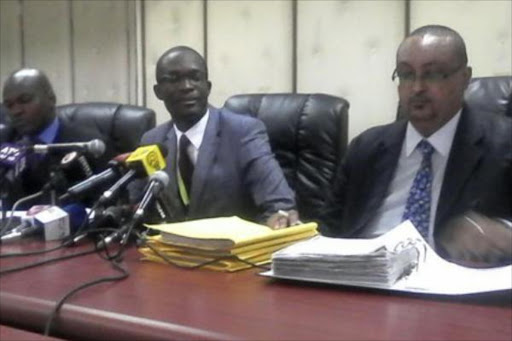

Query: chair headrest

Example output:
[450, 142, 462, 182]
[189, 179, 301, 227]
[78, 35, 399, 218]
[57, 102, 156, 154]
[464, 76, 512, 117]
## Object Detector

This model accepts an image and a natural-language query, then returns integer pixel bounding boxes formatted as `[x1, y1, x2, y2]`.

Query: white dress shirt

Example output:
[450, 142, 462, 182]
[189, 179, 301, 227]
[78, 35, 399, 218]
[174, 110, 210, 165]
[362, 110, 462, 246]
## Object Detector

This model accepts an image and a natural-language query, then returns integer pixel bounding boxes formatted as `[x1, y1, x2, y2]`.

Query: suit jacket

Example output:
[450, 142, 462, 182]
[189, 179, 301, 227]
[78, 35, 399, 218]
[135, 106, 296, 223]
[320, 106, 512, 249]
[5, 116, 112, 207]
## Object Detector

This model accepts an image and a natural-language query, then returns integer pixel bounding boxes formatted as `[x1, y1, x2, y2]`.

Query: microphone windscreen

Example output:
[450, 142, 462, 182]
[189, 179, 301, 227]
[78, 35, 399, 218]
[62, 203, 88, 232]
[89, 139, 106, 158]
[151, 170, 170, 187]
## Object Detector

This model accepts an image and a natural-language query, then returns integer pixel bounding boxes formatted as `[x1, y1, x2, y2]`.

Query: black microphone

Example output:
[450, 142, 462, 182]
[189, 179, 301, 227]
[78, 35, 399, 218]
[97, 144, 168, 206]
[97, 170, 170, 248]
[68, 204, 132, 246]
[28, 139, 106, 158]
[58, 153, 130, 204]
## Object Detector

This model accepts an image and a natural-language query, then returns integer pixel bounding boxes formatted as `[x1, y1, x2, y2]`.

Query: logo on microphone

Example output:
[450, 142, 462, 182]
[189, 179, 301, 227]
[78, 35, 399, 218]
[126, 145, 166, 175]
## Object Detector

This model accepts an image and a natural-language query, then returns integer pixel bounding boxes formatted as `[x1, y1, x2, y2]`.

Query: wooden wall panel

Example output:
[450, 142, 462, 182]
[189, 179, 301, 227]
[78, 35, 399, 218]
[411, 0, 512, 77]
[71, 0, 131, 103]
[144, 0, 204, 123]
[0, 0, 22, 87]
[297, 0, 405, 139]
[207, 0, 293, 107]
[23, 0, 72, 104]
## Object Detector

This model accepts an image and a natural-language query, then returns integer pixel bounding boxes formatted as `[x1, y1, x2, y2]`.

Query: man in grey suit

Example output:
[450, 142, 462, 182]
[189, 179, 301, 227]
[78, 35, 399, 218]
[136, 46, 298, 228]
[320, 25, 511, 266]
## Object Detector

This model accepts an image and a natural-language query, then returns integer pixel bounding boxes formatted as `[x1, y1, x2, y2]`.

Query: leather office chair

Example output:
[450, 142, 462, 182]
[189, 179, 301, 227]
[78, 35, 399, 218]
[464, 76, 512, 117]
[223, 93, 349, 221]
[57, 102, 156, 155]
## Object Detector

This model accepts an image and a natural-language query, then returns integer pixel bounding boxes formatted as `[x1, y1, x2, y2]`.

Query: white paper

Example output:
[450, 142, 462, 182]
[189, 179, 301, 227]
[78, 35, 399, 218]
[264, 221, 512, 295]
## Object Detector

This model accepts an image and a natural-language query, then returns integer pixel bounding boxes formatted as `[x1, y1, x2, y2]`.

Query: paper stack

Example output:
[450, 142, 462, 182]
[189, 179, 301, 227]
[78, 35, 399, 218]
[271, 237, 419, 287]
[138, 216, 318, 272]
[264, 221, 512, 295]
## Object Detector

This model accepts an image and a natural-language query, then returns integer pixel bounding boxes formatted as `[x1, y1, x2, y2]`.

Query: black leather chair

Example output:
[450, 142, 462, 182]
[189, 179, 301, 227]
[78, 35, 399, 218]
[223, 93, 349, 221]
[464, 76, 512, 117]
[57, 102, 156, 155]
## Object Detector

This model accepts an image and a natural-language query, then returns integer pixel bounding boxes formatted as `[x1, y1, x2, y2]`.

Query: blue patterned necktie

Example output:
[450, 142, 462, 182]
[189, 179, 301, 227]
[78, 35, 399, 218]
[402, 140, 434, 239]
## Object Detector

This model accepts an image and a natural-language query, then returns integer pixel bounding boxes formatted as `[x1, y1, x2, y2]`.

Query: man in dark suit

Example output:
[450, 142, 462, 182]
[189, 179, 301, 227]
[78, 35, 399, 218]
[135, 46, 298, 228]
[320, 25, 511, 266]
[2, 68, 110, 207]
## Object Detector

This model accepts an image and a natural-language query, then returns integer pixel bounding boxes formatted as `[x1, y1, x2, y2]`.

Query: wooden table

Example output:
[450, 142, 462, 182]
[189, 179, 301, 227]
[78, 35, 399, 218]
[0, 325, 63, 340]
[0, 239, 511, 340]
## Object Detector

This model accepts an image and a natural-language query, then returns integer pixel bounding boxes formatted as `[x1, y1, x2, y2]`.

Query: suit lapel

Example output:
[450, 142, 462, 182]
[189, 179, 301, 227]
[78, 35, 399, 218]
[159, 122, 186, 218]
[354, 121, 406, 232]
[164, 124, 179, 196]
[436, 107, 484, 228]
[188, 107, 221, 214]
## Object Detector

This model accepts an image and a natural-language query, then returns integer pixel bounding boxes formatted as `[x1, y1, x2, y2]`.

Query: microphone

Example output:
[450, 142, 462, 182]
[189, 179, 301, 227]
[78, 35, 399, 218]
[65, 204, 133, 246]
[58, 153, 130, 204]
[98, 145, 167, 206]
[97, 170, 170, 248]
[28, 139, 106, 158]
[58, 151, 94, 186]
[0, 143, 27, 179]
[0, 203, 87, 243]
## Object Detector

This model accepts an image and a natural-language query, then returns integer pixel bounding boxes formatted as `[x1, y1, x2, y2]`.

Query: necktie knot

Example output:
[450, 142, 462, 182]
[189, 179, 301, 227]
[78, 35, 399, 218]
[179, 134, 192, 155]
[417, 140, 434, 158]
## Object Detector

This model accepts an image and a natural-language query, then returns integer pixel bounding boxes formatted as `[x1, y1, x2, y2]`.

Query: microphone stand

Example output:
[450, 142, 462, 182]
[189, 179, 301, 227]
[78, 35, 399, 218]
[0, 177, 9, 230]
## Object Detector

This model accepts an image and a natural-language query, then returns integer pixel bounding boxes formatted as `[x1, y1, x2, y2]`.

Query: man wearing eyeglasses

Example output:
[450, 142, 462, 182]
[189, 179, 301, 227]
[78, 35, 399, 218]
[319, 25, 511, 267]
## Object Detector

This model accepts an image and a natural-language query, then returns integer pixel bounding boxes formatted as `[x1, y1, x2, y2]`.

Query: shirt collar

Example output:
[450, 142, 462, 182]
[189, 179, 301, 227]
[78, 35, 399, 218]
[173, 109, 210, 149]
[405, 109, 462, 157]
[32, 117, 60, 144]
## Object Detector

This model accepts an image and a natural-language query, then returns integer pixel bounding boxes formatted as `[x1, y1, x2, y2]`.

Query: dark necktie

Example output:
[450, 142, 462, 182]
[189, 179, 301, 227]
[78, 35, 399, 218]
[178, 134, 194, 200]
[402, 140, 435, 239]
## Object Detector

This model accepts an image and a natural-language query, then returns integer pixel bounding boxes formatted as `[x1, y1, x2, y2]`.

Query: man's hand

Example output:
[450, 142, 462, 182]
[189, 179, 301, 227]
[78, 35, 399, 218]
[265, 210, 300, 230]
[439, 211, 512, 267]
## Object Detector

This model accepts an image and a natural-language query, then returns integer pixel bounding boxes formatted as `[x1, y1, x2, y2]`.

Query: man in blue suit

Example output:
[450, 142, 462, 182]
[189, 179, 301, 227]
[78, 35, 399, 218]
[319, 25, 511, 266]
[137, 46, 298, 228]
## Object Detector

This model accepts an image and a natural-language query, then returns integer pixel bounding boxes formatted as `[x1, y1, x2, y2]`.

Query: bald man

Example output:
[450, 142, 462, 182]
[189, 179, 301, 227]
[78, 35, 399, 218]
[2, 68, 109, 206]
[132, 46, 298, 228]
[319, 25, 512, 267]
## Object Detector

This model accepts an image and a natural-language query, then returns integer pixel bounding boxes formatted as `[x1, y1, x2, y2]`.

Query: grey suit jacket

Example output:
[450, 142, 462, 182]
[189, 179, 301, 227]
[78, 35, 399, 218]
[134, 106, 296, 223]
[319, 106, 512, 248]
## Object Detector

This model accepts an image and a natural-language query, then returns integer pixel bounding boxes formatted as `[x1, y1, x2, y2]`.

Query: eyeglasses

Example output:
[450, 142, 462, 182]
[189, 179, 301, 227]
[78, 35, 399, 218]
[391, 64, 465, 85]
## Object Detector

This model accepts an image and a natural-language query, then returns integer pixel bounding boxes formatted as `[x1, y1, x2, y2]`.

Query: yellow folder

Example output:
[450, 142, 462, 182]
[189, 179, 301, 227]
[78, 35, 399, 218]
[145, 216, 318, 251]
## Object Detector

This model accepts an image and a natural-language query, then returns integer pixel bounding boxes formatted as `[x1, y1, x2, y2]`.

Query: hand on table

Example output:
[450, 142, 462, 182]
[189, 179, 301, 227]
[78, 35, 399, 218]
[266, 210, 301, 230]
[439, 211, 512, 267]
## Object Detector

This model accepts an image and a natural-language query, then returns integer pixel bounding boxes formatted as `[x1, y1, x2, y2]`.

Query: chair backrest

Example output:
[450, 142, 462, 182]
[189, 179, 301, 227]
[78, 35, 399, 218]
[464, 76, 512, 117]
[223, 93, 349, 221]
[57, 102, 156, 155]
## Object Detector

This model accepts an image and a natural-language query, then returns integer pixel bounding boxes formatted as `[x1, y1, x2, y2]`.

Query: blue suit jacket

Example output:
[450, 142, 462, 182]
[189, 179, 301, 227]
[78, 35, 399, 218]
[136, 106, 296, 223]
[319, 106, 512, 248]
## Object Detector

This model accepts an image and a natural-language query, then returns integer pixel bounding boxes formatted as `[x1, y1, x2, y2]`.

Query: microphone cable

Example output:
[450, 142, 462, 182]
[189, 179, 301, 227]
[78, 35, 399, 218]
[0, 190, 43, 236]
[138, 235, 271, 271]
[43, 252, 129, 337]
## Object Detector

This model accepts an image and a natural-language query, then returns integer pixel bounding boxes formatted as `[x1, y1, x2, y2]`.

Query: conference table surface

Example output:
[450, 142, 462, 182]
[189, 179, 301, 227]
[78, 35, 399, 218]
[0, 238, 510, 341]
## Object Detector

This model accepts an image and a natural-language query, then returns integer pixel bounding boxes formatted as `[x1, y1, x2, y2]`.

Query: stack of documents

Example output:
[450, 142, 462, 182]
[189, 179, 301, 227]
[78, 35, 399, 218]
[271, 233, 419, 287]
[264, 221, 512, 295]
[138, 216, 318, 272]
